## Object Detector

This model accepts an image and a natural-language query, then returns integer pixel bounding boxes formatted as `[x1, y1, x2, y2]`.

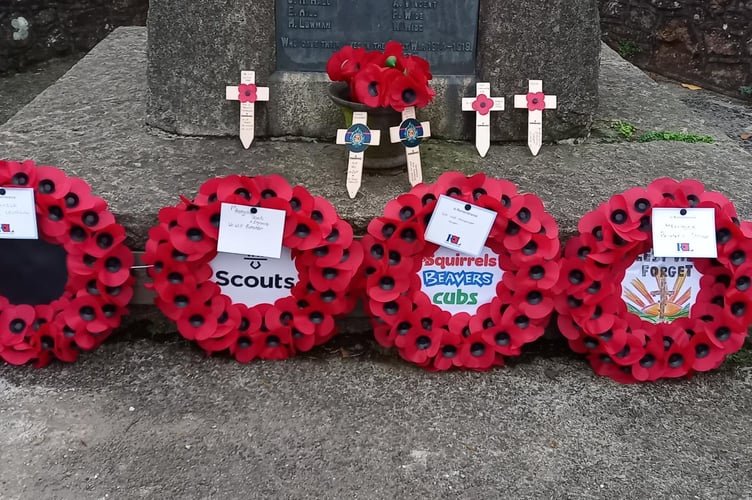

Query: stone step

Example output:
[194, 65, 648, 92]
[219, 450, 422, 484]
[0, 27, 750, 335]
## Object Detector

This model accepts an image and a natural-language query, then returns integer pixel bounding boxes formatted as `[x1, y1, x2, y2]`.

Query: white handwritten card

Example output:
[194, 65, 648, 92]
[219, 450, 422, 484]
[0, 187, 38, 240]
[217, 203, 286, 258]
[424, 195, 497, 257]
[652, 207, 717, 258]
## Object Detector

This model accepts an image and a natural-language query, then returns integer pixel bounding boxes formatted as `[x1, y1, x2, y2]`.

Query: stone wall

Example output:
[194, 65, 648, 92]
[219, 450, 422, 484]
[599, 0, 752, 96]
[0, 0, 148, 73]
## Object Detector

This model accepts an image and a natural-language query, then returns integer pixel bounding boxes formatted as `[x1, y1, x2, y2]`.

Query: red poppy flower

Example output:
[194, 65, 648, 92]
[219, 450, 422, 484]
[472, 94, 495, 115]
[458, 330, 496, 370]
[237, 83, 257, 103]
[0, 341, 37, 365]
[352, 63, 388, 108]
[387, 71, 434, 112]
[96, 244, 135, 287]
[526, 92, 546, 111]
[400, 327, 442, 365]
[430, 330, 464, 371]
[170, 221, 216, 258]
[231, 331, 264, 363]
[0, 305, 35, 347]
[0, 159, 37, 187]
[402, 54, 432, 82]
[35, 166, 72, 201]
[215, 175, 262, 205]
[36, 198, 70, 238]
[326, 45, 367, 82]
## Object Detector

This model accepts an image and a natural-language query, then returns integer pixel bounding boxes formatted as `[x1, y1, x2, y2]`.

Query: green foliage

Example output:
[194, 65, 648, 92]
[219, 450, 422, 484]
[740, 86, 752, 98]
[637, 131, 714, 144]
[610, 120, 637, 139]
[617, 40, 641, 59]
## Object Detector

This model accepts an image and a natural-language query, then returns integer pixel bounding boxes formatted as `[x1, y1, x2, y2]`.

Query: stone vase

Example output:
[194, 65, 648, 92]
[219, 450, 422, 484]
[328, 82, 406, 171]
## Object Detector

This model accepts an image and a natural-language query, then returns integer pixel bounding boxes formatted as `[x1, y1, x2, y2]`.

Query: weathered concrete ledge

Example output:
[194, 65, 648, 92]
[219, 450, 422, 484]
[0, 28, 747, 254]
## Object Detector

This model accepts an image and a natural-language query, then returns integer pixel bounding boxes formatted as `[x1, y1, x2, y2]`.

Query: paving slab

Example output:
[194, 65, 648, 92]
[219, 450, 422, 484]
[1, 340, 750, 499]
[1, 28, 750, 250]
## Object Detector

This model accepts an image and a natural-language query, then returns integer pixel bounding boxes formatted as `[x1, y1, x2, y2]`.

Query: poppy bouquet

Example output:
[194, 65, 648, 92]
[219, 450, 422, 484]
[326, 41, 435, 112]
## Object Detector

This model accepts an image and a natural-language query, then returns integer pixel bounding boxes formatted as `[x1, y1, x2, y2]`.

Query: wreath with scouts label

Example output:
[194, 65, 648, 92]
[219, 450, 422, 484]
[143, 174, 363, 361]
[557, 178, 752, 383]
[361, 171, 561, 371]
[0, 160, 134, 367]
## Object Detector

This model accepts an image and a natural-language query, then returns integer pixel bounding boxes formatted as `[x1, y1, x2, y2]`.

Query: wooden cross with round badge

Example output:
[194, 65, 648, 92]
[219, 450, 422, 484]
[389, 106, 431, 186]
[514, 80, 557, 156]
[336, 111, 381, 199]
[462, 82, 505, 157]
[225, 71, 269, 149]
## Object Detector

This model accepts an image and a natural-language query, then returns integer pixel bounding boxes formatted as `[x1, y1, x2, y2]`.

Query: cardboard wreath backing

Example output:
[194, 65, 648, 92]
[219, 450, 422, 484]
[0, 160, 134, 367]
[556, 178, 752, 383]
[143, 175, 363, 361]
[361, 171, 561, 371]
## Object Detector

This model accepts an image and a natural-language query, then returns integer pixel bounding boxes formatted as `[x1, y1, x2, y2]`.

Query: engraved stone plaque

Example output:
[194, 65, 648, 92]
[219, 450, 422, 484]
[276, 0, 479, 74]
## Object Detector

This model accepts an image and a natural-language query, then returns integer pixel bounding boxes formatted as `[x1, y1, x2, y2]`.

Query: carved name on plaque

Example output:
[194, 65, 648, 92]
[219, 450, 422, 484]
[275, 0, 479, 74]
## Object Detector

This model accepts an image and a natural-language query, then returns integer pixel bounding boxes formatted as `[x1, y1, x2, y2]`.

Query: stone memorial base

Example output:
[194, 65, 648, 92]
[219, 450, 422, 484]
[146, 0, 601, 142]
[2, 28, 751, 334]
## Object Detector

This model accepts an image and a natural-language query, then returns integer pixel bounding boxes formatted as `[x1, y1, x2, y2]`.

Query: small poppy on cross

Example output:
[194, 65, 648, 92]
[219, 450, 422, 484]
[514, 80, 557, 156]
[462, 82, 505, 157]
[225, 71, 270, 149]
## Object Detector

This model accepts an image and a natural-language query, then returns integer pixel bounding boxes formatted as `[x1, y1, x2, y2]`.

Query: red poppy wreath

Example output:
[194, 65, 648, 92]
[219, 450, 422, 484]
[0, 160, 134, 367]
[556, 178, 752, 383]
[143, 175, 363, 361]
[361, 171, 561, 371]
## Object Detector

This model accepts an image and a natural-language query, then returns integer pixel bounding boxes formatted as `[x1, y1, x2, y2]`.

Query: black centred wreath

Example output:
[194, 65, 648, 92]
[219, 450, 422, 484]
[361, 171, 561, 371]
[556, 178, 752, 383]
[0, 160, 134, 367]
[143, 174, 363, 361]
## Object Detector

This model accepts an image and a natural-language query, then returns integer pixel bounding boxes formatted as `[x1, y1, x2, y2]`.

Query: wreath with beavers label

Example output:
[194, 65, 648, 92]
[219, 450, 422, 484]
[0, 160, 134, 367]
[143, 174, 363, 361]
[557, 178, 752, 383]
[361, 171, 561, 371]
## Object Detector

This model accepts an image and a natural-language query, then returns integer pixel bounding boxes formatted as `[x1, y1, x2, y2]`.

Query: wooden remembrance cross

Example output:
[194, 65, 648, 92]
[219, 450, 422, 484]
[389, 107, 431, 186]
[462, 82, 505, 157]
[225, 71, 270, 149]
[514, 79, 557, 156]
[336, 111, 381, 199]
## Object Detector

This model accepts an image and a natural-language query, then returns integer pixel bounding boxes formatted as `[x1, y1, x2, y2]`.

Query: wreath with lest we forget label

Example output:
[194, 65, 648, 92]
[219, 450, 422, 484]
[361, 171, 561, 371]
[0, 160, 134, 367]
[143, 175, 363, 361]
[557, 178, 752, 383]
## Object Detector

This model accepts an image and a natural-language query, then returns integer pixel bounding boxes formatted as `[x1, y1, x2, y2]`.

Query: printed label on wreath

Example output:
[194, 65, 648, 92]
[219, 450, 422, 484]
[217, 203, 286, 258]
[0, 187, 38, 240]
[424, 195, 497, 257]
[420, 246, 504, 315]
[652, 207, 717, 258]
[210, 249, 299, 307]
[621, 249, 702, 324]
